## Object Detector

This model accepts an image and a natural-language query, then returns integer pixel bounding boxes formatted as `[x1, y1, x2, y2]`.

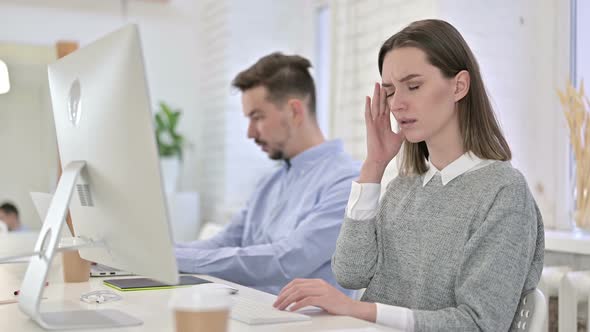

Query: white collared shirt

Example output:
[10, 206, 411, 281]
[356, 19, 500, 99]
[421, 151, 495, 187]
[345, 151, 496, 332]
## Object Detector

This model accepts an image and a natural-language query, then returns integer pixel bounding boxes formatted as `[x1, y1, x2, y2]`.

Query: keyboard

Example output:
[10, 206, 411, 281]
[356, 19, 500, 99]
[230, 296, 311, 325]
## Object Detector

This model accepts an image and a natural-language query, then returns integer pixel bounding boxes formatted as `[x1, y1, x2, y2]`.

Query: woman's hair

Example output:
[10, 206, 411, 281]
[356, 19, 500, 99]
[378, 19, 511, 176]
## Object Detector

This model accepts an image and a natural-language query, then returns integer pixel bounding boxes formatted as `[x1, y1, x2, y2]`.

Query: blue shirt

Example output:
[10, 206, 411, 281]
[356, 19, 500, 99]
[175, 140, 360, 295]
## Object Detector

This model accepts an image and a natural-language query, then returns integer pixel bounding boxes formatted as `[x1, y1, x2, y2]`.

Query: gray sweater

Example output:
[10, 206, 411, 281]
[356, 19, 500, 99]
[332, 161, 544, 331]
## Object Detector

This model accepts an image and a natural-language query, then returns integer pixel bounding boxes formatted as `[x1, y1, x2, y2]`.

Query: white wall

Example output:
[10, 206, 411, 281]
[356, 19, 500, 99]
[195, 0, 315, 222]
[329, 0, 570, 228]
[0, 0, 317, 230]
[330, 0, 437, 188]
[0, 0, 202, 195]
[0, 0, 573, 231]
[0, 43, 57, 228]
[437, 0, 570, 229]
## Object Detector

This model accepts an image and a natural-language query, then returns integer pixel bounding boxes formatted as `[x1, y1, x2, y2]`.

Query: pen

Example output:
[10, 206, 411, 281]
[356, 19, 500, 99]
[13, 281, 49, 296]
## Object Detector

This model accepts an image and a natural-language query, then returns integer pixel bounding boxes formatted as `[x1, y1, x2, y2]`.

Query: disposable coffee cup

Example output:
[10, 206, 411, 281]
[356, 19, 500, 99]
[169, 287, 232, 332]
[61, 250, 91, 283]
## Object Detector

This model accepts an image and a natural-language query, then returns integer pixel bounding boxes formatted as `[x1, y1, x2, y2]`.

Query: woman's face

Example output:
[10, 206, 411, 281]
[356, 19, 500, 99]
[381, 46, 461, 144]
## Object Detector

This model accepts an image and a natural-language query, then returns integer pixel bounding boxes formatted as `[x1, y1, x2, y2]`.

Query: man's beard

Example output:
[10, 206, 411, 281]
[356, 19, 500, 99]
[269, 150, 285, 160]
[255, 139, 286, 161]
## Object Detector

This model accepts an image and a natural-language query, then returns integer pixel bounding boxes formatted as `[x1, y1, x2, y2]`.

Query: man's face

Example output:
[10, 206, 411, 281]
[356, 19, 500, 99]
[241, 86, 293, 160]
[0, 210, 18, 231]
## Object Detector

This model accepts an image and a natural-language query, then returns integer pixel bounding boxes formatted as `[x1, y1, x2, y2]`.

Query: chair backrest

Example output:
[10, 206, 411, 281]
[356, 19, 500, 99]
[512, 288, 547, 332]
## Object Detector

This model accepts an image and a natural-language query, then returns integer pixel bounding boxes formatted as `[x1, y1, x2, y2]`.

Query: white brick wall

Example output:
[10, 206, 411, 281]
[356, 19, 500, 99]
[436, 0, 569, 229]
[0, 0, 203, 228]
[194, 0, 230, 222]
[195, 0, 315, 222]
[330, 0, 436, 186]
[193, 0, 571, 228]
[328, 0, 570, 227]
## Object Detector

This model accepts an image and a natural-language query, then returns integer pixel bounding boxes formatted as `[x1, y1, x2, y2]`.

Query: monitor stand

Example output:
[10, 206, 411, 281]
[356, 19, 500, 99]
[18, 161, 142, 330]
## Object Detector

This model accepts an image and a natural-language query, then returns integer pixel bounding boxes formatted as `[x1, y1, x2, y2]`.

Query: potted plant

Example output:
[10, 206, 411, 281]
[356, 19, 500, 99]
[154, 101, 186, 193]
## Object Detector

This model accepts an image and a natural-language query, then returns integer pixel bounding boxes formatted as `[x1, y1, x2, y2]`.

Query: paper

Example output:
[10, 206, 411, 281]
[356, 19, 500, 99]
[30, 192, 73, 237]
[0, 232, 39, 263]
[30, 192, 52, 221]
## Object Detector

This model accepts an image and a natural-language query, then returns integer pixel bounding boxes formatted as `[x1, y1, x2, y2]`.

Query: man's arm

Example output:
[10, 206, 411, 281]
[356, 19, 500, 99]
[174, 176, 354, 288]
[175, 207, 246, 250]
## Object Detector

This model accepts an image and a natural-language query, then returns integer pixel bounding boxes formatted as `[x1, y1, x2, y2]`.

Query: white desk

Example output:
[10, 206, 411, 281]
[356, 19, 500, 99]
[0, 260, 398, 331]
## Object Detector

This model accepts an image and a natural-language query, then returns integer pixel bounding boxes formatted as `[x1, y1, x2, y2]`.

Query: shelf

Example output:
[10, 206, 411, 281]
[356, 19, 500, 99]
[545, 229, 590, 255]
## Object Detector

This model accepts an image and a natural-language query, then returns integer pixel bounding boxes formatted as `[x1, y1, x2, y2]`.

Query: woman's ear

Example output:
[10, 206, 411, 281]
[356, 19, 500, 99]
[454, 70, 470, 102]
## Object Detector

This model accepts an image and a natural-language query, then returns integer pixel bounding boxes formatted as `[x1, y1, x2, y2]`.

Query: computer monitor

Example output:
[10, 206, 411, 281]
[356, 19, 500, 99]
[18, 24, 179, 329]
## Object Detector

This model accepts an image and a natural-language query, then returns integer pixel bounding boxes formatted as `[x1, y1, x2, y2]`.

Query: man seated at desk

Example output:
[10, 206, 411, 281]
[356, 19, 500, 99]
[0, 202, 27, 232]
[175, 52, 360, 295]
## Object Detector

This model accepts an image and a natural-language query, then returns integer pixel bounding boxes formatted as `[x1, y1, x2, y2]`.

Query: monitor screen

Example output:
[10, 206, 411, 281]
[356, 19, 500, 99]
[47, 24, 178, 285]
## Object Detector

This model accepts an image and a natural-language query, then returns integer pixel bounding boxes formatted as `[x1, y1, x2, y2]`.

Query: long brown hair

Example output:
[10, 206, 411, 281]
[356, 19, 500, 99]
[378, 19, 511, 176]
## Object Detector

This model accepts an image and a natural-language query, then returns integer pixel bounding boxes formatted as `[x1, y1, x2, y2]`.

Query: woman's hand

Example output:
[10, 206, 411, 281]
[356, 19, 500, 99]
[273, 279, 376, 322]
[360, 83, 405, 183]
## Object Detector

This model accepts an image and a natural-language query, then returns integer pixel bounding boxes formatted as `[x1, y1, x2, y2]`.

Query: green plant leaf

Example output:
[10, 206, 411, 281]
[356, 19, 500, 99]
[154, 101, 186, 160]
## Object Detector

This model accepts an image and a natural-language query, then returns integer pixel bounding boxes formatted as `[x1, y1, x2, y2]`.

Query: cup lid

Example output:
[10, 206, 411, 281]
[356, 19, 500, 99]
[169, 287, 232, 311]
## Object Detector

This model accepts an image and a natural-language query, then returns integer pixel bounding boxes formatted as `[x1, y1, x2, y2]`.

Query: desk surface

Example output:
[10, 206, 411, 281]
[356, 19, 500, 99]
[0, 258, 397, 331]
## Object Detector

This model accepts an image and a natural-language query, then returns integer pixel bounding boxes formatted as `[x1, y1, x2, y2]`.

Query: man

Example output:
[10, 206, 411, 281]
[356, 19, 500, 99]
[0, 202, 26, 232]
[175, 53, 360, 295]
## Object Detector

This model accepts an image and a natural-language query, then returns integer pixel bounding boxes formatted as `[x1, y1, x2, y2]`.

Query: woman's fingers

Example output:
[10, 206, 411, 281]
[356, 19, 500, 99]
[278, 278, 309, 294]
[274, 292, 301, 310]
[383, 102, 392, 131]
[275, 286, 324, 310]
[274, 279, 325, 309]
[279, 279, 318, 295]
[364, 96, 372, 122]
[371, 83, 380, 120]
[379, 85, 387, 117]
[288, 296, 320, 312]
[275, 285, 308, 310]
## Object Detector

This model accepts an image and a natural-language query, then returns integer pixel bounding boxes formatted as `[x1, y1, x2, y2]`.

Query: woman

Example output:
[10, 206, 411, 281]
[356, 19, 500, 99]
[273, 19, 544, 331]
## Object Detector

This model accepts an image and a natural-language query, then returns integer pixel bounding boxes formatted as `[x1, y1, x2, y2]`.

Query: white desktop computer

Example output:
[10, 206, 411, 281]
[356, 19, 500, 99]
[18, 24, 179, 329]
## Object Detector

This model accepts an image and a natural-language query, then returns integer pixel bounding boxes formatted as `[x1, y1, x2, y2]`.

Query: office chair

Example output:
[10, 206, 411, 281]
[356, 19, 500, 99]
[538, 266, 571, 332]
[513, 288, 547, 331]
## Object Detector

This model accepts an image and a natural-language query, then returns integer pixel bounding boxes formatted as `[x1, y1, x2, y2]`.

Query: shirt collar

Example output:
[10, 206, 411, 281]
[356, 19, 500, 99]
[287, 140, 344, 171]
[422, 151, 484, 186]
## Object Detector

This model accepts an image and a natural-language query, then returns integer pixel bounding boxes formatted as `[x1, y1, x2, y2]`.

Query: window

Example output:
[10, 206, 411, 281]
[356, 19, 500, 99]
[569, 0, 589, 227]
[574, 0, 590, 84]
[574, 1, 589, 84]
[315, 4, 331, 137]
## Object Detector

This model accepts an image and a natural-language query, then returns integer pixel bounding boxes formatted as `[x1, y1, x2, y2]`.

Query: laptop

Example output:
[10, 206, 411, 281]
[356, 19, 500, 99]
[90, 263, 134, 277]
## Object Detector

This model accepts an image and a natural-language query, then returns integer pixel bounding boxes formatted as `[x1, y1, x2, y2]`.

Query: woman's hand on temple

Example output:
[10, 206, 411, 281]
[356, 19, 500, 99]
[360, 83, 405, 183]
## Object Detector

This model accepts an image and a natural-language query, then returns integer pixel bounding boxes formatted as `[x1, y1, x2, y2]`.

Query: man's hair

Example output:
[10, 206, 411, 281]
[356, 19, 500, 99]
[0, 202, 18, 217]
[232, 52, 317, 115]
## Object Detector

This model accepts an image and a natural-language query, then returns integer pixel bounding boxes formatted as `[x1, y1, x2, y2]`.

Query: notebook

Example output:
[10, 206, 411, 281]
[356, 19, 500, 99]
[103, 275, 212, 291]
